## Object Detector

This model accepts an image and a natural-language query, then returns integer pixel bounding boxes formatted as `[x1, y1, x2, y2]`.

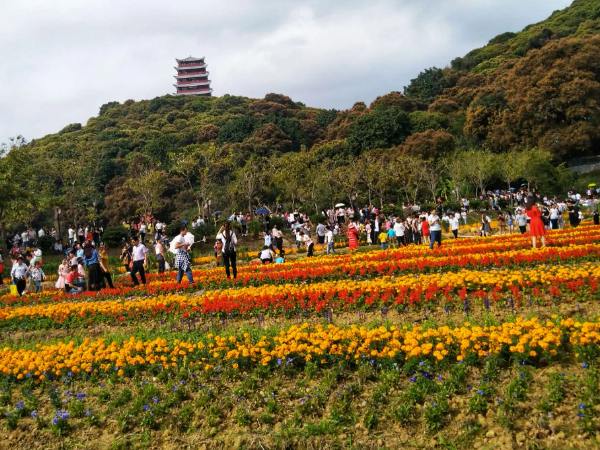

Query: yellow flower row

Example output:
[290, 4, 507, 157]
[0, 317, 578, 380]
[0, 263, 597, 323]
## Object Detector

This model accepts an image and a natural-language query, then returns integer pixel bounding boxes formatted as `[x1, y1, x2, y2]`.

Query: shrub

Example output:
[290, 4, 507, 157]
[311, 214, 327, 225]
[102, 226, 129, 248]
[37, 235, 55, 253]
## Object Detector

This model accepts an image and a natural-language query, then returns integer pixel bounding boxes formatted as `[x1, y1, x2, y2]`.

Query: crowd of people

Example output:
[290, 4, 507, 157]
[4, 186, 598, 296]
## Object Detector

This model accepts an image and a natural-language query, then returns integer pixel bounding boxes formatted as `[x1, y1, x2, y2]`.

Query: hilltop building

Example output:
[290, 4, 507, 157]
[174, 56, 212, 96]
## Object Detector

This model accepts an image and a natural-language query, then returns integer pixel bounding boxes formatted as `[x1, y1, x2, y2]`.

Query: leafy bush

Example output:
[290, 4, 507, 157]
[469, 199, 484, 211]
[270, 215, 285, 230]
[311, 214, 327, 225]
[37, 235, 55, 253]
[102, 226, 129, 248]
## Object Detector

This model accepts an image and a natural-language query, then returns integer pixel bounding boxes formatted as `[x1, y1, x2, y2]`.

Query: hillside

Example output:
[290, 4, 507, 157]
[2, 0, 599, 230]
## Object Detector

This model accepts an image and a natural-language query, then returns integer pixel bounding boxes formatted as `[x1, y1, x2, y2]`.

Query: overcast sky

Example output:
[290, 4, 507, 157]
[0, 0, 572, 143]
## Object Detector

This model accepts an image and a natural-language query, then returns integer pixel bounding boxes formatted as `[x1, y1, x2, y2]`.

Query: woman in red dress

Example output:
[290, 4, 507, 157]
[525, 196, 546, 248]
[346, 222, 359, 252]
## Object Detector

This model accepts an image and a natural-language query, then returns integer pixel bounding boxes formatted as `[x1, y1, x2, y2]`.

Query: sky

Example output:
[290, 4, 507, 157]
[0, 0, 573, 143]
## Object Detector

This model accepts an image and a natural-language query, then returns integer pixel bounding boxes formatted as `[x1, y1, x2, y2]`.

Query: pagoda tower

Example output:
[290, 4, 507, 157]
[173, 56, 212, 96]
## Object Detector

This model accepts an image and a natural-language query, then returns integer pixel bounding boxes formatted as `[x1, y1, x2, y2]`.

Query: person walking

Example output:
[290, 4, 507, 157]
[83, 243, 103, 291]
[11, 256, 28, 296]
[515, 209, 528, 234]
[130, 236, 149, 286]
[525, 196, 546, 248]
[172, 227, 195, 284]
[325, 227, 336, 255]
[449, 213, 459, 239]
[120, 242, 132, 273]
[56, 259, 68, 290]
[300, 231, 314, 257]
[421, 217, 430, 245]
[567, 200, 580, 228]
[98, 245, 114, 289]
[155, 237, 166, 274]
[428, 210, 442, 250]
[316, 221, 327, 245]
[347, 222, 359, 252]
[272, 225, 283, 255]
[217, 222, 238, 279]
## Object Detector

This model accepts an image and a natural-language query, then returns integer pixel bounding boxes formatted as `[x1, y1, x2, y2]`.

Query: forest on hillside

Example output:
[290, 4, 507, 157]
[1, 0, 600, 230]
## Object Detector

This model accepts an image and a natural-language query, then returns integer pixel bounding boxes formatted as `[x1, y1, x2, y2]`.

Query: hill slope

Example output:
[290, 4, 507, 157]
[3, 0, 599, 229]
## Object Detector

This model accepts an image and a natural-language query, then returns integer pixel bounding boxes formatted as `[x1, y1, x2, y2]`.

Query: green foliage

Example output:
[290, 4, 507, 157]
[347, 106, 411, 154]
[37, 235, 54, 253]
[99, 101, 120, 116]
[59, 123, 82, 134]
[316, 109, 339, 128]
[408, 111, 450, 133]
[102, 226, 130, 248]
[217, 116, 259, 144]
[403, 67, 450, 105]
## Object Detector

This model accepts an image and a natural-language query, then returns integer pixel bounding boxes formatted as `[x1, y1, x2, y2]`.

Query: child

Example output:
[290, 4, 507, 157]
[379, 230, 388, 250]
[387, 227, 396, 249]
[30, 261, 45, 293]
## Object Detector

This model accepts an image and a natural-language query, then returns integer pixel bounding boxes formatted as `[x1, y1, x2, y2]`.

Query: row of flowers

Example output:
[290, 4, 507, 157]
[1, 228, 598, 308]
[0, 262, 598, 328]
[0, 317, 597, 382]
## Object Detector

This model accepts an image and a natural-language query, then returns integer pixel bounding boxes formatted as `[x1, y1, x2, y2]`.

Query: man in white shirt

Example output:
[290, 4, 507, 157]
[316, 222, 327, 244]
[427, 210, 442, 250]
[515, 209, 528, 234]
[139, 223, 147, 243]
[393, 218, 405, 246]
[130, 235, 149, 286]
[38, 228, 45, 238]
[172, 226, 194, 284]
[271, 225, 283, 254]
[449, 213, 460, 239]
[11, 256, 28, 295]
[325, 228, 335, 255]
[300, 231, 314, 257]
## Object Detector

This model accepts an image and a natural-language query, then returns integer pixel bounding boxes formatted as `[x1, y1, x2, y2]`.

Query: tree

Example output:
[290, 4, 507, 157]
[98, 101, 119, 116]
[169, 145, 205, 216]
[495, 151, 523, 202]
[231, 157, 269, 212]
[0, 137, 39, 244]
[347, 106, 411, 154]
[403, 68, 450, 105]
[519, 148, 553, 190]
[401, 130, 455, 160]
[460, 150, 496, 196]
[125, 155, 170, 216]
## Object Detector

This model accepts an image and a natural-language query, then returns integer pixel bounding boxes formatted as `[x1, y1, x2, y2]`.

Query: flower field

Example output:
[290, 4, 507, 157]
[2, 227, 600, 449]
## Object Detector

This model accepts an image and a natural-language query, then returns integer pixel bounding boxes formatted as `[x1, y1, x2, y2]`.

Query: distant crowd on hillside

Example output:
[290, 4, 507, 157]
[3, 185, 599, 296]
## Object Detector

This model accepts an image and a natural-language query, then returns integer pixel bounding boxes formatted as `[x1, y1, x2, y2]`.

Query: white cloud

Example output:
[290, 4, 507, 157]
[0, 0, 572, 142]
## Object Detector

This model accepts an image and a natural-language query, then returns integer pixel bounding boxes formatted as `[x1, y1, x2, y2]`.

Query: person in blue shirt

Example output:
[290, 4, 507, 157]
[76, 243, 84, 259]
[387, 228, 397, 249]
[82, 243, 102, 291]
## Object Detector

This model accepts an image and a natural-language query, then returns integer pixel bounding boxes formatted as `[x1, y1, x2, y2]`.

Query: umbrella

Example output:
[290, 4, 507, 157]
[589, 183, 597, 187]
[254, 208, 270, 214]
[335, 203, 345, 208]
[212, 211, 223, 217]
[521, 183, 527, 187]
[510, 187, 516, 190]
